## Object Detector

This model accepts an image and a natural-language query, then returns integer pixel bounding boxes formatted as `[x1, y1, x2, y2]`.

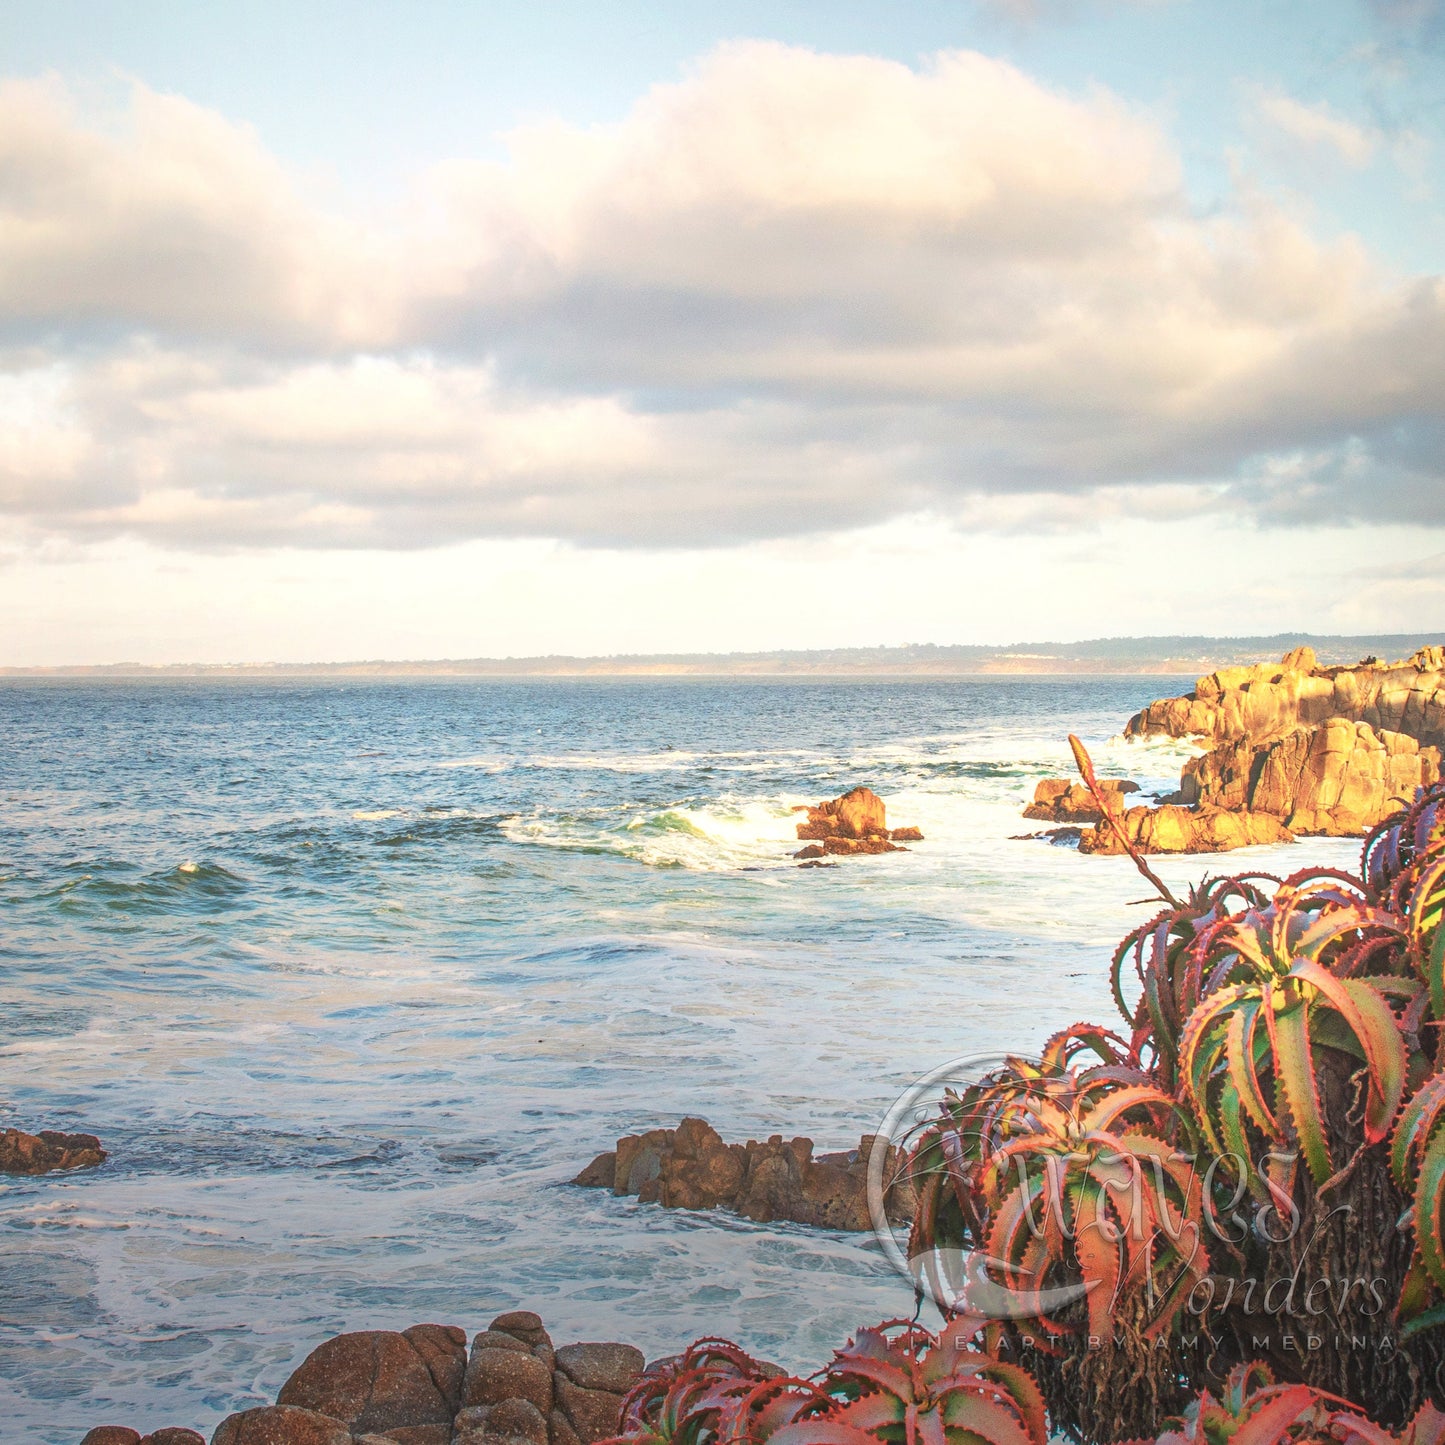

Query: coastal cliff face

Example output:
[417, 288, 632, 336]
[1093, 646, 1445, 845]
[1124, 645, 1445, 749]
[1180, 717, 1441, 837]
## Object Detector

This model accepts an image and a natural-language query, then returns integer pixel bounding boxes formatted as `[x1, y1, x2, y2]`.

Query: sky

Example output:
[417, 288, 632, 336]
[1, 0, 1442, 664]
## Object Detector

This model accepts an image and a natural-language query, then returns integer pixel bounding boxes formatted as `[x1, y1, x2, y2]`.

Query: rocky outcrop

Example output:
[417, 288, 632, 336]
[1, 1126, 107, 1175]
[1180, 718, 1441, 837]
[1125, 645, 1445, 748]
[1078, 805, 1294, 856]
[792, 787, 923, 861]
[1022, 778, 1139, 824]
[573, 1115, 915, 1230]
[89, 1313, 646, 1445]
[1078, 647, 1445, 852]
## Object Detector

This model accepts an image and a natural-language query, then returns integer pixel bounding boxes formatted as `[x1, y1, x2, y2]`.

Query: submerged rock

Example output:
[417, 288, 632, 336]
[791, 786, 923, 861]
[1, 1126, 106, 1175]
[574, 1115, 916, 1231]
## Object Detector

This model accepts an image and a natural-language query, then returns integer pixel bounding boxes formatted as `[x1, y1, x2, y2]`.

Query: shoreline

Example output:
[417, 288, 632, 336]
[2, 633, 1438, 680]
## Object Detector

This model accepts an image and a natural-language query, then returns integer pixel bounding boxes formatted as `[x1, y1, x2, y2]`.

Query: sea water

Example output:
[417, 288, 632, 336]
[0, 677, 1362, 1440]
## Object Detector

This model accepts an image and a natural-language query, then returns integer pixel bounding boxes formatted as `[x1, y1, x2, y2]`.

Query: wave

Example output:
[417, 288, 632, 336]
[40, 860, 249, 916]
[503, 798, 802, 870]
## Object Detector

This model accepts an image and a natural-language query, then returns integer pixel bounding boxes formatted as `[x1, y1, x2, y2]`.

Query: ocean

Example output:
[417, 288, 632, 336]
[0, 677, 1362, 1440]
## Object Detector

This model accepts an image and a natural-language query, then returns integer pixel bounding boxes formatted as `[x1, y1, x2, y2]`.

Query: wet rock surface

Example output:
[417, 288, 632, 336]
[791, 786, 923, 862]
[1, 1125, 107, 1174]
[574, 1115, 916, 1230]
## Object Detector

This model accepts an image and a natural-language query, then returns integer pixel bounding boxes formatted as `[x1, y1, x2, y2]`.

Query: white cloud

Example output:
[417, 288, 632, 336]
[0, 45, 1442, 552]
[1251, 87, 1378, 166]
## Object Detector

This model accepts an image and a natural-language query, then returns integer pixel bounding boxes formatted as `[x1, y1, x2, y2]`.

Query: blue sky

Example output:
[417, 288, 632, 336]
[0, 1, 1441, 661]
[11, 0, 1439, 261]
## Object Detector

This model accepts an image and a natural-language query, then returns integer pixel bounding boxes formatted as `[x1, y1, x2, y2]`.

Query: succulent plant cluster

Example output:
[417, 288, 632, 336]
[601, 1322, 1048, 1445]
[602, 772, 1445, 1445]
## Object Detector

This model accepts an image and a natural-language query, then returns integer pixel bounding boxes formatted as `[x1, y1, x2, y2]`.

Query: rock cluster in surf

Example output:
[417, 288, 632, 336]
[574, 1115, 916, 1230]
[80, 1313, 646, 1445]
[0, 1125, 107, 1175]
[791, 785, 923, 862]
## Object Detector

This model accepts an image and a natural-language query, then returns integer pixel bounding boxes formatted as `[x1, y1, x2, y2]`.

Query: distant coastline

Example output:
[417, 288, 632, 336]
[3, 633, 1439, 679]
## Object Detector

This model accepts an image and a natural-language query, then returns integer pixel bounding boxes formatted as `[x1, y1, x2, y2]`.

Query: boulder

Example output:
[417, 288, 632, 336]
[571, 1151, 615, 1188]
[461, 1313, 554, 1414]
[1125, 646, 1445, 749]
[1181, 719, 1440, 836]
[81, 1432, 142, 1445]
[552, 1374, 630, 1444]
[210, 1405, 355, 1445]
[798, 786, 887, 838]
[574, 1116, 916, 1230]
[138, 1433, 205, 1445]
[553, 1343, 645, 1396]
[453, 1397, 550, 1445]
[611, 1128, 673, 1198]
[1079, 806, 1294, 856]
[1022, 778, 1139, 824]
[1, 1127, 106, 1175]
[275, 1326, 464, 1434]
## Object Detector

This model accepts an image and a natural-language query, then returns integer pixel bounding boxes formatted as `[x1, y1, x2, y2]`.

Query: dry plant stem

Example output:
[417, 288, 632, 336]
[1068, 733, 1183, 909]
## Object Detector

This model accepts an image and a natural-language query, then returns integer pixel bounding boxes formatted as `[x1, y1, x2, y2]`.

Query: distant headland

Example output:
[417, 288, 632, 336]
[3, 633, 1442, 679]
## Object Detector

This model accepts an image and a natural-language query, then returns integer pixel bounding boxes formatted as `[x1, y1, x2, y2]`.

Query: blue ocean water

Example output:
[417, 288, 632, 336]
[0, 678, 1361, 1441]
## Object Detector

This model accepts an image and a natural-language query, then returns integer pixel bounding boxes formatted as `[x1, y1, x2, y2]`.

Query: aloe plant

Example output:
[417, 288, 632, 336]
[602, 1322, 1047, 1445]
[1137, 1361, 1410, 1445]
[1111, 875, 1277, 1087]
[1174, 873, 1412, 1190]
[905, 1029, 1207, 1420]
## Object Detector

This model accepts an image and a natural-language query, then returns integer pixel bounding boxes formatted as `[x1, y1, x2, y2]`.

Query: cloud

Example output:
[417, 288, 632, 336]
[0, 45, 1443, 550]
[0, 76, 390, 349]
[1250, 88, 1378, 166]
